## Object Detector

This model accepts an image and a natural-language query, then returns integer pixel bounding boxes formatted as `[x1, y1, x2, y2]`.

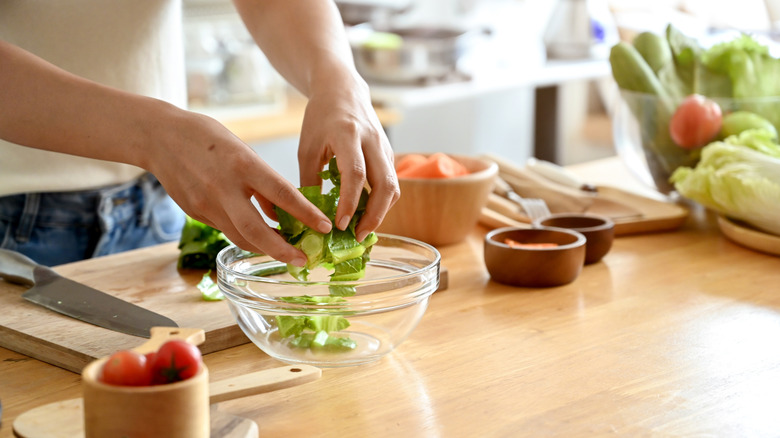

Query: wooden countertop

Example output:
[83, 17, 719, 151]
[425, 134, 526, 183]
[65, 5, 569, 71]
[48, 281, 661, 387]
[3, 158, 780, 437]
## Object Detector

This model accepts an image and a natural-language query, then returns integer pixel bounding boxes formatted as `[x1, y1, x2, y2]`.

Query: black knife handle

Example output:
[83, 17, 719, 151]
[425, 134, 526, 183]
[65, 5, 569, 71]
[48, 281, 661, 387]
[0, 249, 38, 287]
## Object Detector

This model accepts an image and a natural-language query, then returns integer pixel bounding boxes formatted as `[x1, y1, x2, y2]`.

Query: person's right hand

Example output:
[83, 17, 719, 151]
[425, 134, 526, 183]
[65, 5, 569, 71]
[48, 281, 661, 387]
[144, 108, 332, 267]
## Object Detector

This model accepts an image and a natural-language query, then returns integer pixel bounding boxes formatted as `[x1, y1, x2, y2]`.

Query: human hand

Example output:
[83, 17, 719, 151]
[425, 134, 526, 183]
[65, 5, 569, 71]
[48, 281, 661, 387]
[146, 110, 332, 266]
[297, 81, 400, 242]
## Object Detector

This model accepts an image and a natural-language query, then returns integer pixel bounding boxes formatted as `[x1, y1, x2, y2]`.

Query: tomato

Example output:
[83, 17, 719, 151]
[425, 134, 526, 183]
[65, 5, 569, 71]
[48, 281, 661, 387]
[144, 352, 157, 381]
[669, 94, 723, 149]
[100, 350, 151, 386]
[149, 340, 202, 384]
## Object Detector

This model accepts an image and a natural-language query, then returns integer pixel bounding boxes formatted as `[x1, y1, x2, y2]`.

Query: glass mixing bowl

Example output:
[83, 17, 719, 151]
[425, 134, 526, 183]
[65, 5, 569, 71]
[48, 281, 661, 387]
[216, 234, 440, 367]
[612, 89, 780, 194]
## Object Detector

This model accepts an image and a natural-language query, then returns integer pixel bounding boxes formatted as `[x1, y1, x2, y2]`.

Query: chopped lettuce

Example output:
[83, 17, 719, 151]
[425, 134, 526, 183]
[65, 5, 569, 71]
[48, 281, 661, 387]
[272, 157, 378, 351]
[274, 157, 376, 283]
[196, 271, 224, 301]
[670, 129, 780, 235]
[275, 293, 355, 351]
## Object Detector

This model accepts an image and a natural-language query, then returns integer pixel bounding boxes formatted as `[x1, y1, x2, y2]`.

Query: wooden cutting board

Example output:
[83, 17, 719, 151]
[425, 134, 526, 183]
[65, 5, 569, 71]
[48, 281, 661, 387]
[0, 242, 247, 373]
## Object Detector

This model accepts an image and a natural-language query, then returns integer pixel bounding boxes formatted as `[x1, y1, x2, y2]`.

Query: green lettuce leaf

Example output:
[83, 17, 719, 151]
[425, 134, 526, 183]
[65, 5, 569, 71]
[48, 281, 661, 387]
[701, 34, 780, 98]
[671, 129, 780, 235]
[177, 216, 231, 270]
[272, 157, 378, 351]
[274, 157, 376, 283]
[196, 271, 224, 301]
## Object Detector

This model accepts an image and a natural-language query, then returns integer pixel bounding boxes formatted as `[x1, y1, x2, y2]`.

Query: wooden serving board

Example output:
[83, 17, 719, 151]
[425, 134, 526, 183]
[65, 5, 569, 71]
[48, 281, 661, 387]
[591, 185, 689, 235]
[480, 184, 689, 236]
[0, 242, 247, 373]
[717, 215, 780, 256]
[480, 154, 689, 236]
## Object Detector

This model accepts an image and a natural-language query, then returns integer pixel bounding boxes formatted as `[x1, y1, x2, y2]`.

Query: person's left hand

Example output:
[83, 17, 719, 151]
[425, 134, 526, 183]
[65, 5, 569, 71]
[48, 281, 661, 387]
[297, 77, 400, 242]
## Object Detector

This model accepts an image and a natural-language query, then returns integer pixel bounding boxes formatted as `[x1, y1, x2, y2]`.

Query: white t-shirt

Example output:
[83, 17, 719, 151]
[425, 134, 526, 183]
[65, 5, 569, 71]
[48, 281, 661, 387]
[0, 0, 187, 196]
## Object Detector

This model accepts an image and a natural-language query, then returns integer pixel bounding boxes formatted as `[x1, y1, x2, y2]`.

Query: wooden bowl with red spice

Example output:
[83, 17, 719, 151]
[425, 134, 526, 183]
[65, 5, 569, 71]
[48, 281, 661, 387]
[379, 153, 498, 247]
[483, 227, 586, 287]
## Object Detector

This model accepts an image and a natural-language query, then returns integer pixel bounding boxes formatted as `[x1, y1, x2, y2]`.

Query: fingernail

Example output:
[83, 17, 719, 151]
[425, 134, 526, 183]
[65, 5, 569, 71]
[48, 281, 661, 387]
[356, 230, 369, 242]
[316, 219, 332, 234]
[291, 256, 307, 267]
[338, 216, 350, 230]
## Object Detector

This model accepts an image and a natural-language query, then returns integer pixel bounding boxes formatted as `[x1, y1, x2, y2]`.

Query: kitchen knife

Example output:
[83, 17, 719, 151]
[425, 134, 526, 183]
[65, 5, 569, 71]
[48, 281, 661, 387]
[0, 249, 177, 338]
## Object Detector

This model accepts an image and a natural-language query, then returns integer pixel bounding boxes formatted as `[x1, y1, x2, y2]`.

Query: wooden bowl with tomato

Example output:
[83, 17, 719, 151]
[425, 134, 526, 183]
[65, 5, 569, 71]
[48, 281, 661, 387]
[81, 327, 211, 437]
[12, 327, 321, 438]
[378, 152, 498, 246]
[483, 226, 586, 287]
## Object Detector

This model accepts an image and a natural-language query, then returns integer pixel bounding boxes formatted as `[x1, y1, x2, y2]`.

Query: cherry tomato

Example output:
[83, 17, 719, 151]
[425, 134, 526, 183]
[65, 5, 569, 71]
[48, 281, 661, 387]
[669, 94, 723, 149]
[149, 340, 202, 384]
[99, 350, 151, 386]
[144, 352, 157, 381]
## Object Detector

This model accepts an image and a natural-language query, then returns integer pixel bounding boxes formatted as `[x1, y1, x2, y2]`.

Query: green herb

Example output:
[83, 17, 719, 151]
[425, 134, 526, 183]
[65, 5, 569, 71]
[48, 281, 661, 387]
[273, 157, 377, 351]
[177, 216, 230, 270]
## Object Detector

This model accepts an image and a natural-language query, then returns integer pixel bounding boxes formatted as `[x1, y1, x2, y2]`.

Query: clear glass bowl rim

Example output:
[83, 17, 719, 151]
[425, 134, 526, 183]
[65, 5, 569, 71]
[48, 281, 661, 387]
[215, 233, 442, 313]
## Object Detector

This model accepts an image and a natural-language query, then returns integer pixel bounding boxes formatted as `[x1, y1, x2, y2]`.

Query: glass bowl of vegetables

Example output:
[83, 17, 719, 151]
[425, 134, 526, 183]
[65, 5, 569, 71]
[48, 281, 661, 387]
[613, 90, 780, 194]
[610, 26, 780, 195]
[216, 234, 440, 368]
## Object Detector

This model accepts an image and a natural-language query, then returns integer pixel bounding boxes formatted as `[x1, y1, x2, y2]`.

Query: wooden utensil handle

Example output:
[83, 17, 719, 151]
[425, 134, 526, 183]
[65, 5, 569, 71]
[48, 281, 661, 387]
[479, 207, 531, 230]
[0, 248, 37, 286]
[487, 193, 531, 223]
[132, 327, 206, 354]
[209, 364, 322, 403]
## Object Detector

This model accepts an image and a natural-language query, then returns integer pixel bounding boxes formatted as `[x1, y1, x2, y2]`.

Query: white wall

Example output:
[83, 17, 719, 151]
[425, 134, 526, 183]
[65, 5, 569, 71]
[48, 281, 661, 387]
[382, 0, 550, 163]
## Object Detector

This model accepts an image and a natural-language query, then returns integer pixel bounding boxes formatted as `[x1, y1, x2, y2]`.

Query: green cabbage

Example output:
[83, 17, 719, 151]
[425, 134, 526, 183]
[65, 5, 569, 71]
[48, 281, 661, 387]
[670, 129, 780, 235]
[701, 34, 780, 99]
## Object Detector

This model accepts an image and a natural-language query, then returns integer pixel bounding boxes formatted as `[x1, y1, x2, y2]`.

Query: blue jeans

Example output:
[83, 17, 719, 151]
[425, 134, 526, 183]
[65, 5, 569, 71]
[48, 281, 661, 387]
[0, 174, 185, 266]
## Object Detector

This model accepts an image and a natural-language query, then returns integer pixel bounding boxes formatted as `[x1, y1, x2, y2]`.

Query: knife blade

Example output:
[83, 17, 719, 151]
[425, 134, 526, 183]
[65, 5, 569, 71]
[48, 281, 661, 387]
[0, 249, 177, 338]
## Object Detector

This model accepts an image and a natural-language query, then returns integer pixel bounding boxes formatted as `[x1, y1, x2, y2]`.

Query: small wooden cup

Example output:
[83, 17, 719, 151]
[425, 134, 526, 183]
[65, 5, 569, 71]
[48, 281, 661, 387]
[484, 227, 586, 287]
[533, 213, 615, 264]
[81, 327, 210, 438]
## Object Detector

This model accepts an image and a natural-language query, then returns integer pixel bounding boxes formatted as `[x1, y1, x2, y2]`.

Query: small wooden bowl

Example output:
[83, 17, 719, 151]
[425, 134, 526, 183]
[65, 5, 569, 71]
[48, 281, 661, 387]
[81, 328, 210, 438]
[484, 227, 586, 287]
[379, 154, 498, 246]
[533, 213, 615, 264]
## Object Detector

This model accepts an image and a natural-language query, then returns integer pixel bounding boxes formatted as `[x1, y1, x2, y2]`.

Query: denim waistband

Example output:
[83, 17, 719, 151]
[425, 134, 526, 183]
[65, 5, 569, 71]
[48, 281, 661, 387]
[0, 174, 161, 241]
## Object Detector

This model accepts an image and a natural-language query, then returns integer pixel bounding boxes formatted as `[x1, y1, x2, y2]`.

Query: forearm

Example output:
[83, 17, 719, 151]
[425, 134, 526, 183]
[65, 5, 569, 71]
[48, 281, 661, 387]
[0, 40, 338, 265]
[0, 40, 174, 170]
[231, 0, 368, 99]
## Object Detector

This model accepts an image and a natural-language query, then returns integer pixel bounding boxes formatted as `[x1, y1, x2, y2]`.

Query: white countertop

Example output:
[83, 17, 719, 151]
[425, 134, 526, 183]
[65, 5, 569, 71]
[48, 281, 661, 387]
[368, 58, 612, 107]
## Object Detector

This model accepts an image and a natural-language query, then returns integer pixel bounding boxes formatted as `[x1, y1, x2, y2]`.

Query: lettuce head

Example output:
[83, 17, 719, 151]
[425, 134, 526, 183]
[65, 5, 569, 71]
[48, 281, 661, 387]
[670, 129, 780, 235]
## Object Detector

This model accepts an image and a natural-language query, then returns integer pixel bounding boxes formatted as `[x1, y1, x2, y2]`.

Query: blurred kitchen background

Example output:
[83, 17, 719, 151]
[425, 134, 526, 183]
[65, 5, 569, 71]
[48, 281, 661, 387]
[183, 0, 780, 185]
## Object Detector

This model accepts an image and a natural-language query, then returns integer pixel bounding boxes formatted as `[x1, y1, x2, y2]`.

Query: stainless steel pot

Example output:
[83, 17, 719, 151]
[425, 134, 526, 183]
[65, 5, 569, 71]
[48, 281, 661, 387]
[351, 25, 487, 84]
